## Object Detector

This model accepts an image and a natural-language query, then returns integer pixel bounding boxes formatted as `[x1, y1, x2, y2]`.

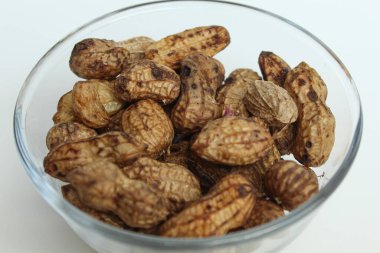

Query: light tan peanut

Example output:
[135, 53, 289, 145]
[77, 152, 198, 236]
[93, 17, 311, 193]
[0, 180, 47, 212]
[264, 160, 319, 210]
[244, 80, 298, 127]
[53, 91, 77, 124]
[272, 123, 297, 155]
[116, 36, 154, 66]
[69, 38, 129, 80]
[72, 80, 125, 128]
[122, 157, 201, 211]
[191, 116, 273, 165]
[159, 173, 255, 237]
[44, 131, 147, 181]
[217, 68, 261, 117]
[259, 51, 291, 87]
[171, 53, 224, 133]
[67, 161, 169, 229]
[114, 60, 180, 105]
[243, 198, 284, 229]
[293, 101, 335, 167]
[46, 122, 97, 150]
[61, 184, 126, 228]
[121, 99, 174, 158]
[145, 26, 230, 69]
[284, 62, 328, 104]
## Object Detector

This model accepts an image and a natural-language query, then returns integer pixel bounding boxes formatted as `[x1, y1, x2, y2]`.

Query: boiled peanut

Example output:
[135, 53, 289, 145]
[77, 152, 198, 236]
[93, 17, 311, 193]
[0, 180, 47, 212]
[217, 68, 261, 117]
[67, 160, 169, 229]
[171, 53, 224, 133]
[159, 173, 255, 237]
[69, 38, 129, 80]
[121, 99, 174, 158]
[53, 91, 77, 124]
[62, 184, 126, 228]
[72, 80, 125, 128]
[46, 122, 97, 150]
[264, 160, 319, 210]
[244, 80, 298, 127]
[191, 116, 273, 165]
[114, 59, 180, 105]
[44, 131, 147, 181]
[271, 123, 296, 155]
[115, 36, 154, 66]
[145, 26, 230, 69]
[259, 51, 290, 87]
[122, 157, 201, 211]
[293, 101, 335, 167]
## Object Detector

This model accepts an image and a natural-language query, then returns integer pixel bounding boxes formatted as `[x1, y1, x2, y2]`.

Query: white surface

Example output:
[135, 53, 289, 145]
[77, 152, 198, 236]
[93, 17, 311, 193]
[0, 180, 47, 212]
[0, 0, 378, 252]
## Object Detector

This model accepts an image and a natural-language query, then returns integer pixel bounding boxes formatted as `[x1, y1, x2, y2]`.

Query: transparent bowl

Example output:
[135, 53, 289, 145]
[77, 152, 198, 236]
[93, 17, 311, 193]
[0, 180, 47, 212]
[14, 1, 362, 252]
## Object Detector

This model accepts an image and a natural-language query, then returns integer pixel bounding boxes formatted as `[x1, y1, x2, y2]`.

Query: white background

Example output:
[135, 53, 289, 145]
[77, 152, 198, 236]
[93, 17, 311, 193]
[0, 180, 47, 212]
[1, 0, 379, 252]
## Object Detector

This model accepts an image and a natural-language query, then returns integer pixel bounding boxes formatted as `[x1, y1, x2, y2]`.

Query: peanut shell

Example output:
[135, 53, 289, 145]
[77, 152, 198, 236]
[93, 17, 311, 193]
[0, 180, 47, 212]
[159, 173, 255, 237]
[264, 160, 319, 210]
[243, 198, 284, 228]
[191, 116, 273, 165]
[46, 122, 97, 150]
[44, 131, 147, 181]
[115, 60, 180, 105]
[67, 161, 169, 228]
[72, 80, 125, 128]
[259, 51, 290, 87]
[293, 100, 335, 167]
[116, 36, 154, 66]
[244, 80, 298, 127]
[272, 123, 297, 155]
[145, 26, 230, 69]
[171, 53, 224, 133]
[69, 38, 129, 80]
[53, 91, 77, 124]
[122, 157, 201, 211]
[121, 99, 174, 158]
[217, 68, 261, 117]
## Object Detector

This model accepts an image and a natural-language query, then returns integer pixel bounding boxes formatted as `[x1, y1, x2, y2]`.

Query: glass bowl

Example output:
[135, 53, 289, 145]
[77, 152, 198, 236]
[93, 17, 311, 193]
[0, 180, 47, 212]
[14, 1, 362, 252]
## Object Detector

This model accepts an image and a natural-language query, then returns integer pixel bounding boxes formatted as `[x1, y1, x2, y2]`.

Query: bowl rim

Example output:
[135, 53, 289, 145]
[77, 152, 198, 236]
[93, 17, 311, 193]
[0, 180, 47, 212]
[14, 0, 363, 249]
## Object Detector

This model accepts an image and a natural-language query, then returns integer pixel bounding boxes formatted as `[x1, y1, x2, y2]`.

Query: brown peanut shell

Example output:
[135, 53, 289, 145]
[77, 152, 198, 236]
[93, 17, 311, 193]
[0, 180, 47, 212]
[259, 51, 291, 87]
[243, 198, 284, 228]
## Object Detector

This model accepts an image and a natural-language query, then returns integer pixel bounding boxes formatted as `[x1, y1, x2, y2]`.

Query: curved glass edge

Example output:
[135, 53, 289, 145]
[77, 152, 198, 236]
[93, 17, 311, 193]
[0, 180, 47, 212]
[13, 0, 363, 249]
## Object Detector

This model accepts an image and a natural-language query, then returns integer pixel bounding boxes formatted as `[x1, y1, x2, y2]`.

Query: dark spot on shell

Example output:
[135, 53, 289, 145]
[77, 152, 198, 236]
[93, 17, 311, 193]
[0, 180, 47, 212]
[191, 83, 197, 89]
[307, 89, 318, 102]
[190, 47, 196, 51]
[298, 79, 306, 86]
[72, 39, 95, 54]
[181, 66, 191, 77]
[167, 50, 175, 56]
[206, 204, 212, 210]
[302, 154, 309, 162]
[56, 171, 65, 178]
[238, 185, 249, 197]
[136, 81, 143, 88]
[305, 141, 312, 148]
[188, 33, 194, 38]
[201, 45, 207, 50]
[152, 67, 163, 79]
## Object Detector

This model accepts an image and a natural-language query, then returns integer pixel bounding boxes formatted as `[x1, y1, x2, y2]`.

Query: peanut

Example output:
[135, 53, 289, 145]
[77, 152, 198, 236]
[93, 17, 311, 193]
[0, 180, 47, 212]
[145, 26, 230, 69]
[244, 80, 298, 127]
[191, 116, 273, 165]
[264, 160, 319, 210]
[72, 80, 125, 128]
[46, 122, 97, 150]
[122, 157, 201, 211]
[121, 99, 174, 158]
[61, 184, 126, 228]
[52, 91, 77, 124]
[114, 59, 180, 105]
[217, 68, 261, 117]
[272, 123, 296, 155]
[115, 36, 154, 67]
[44, 131, 147, 181]
[171, 53, 224, 133]
[159, 173, 255, 237]
[67, 161, 169, 228]
[69, 38, 130, 80]
[259, 51, 291, 87]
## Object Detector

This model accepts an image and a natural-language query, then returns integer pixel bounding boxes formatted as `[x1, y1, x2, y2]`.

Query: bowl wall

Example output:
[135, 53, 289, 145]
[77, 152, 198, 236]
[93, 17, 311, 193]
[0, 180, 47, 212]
[14, 1, 362, 253]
